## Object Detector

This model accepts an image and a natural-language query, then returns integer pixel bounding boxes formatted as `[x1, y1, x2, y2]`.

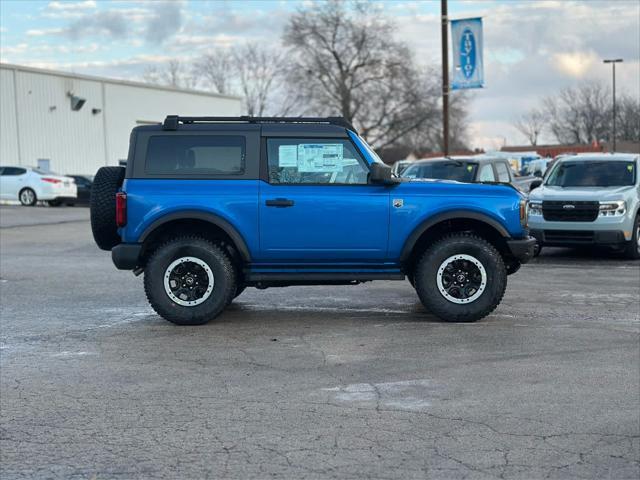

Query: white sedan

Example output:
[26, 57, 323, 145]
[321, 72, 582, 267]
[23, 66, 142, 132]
[0, 166, 77, 206]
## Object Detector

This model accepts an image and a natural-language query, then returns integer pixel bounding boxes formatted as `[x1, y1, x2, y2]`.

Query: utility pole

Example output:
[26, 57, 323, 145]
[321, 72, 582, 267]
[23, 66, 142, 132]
[441, 0, 449, 156]
[603, 58, 623, 152]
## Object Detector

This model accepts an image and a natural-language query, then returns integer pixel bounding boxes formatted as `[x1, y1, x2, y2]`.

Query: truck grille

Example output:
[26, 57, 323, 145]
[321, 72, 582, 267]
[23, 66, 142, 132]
[542, 201, 598, 222]
[543, 230, 594, 243]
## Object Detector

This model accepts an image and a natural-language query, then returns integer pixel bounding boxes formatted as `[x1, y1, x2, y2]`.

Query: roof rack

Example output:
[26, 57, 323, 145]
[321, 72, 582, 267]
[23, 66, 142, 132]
[162, 115, 357, 132]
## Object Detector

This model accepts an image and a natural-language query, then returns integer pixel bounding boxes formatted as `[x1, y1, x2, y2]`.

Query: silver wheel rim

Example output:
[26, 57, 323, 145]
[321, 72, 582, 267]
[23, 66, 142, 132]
[20, 190, 34, 205]
[436, 254, 487, 304]
[163, 256, 214, 307]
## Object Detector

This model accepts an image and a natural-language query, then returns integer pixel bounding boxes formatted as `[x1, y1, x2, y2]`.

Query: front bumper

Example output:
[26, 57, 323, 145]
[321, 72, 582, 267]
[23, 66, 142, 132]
[112, 243, 142, 270]
[530, 229, 627, 247]
[506, 236, 537, 264]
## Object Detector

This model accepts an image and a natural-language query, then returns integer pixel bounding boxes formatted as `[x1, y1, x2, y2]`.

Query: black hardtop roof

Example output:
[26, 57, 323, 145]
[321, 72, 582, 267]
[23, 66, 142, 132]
[132, 115, 355, 138]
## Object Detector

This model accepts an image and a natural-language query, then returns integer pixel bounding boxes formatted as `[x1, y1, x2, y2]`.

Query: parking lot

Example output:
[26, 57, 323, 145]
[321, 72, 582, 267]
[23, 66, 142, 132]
[0, 205, 638, 479]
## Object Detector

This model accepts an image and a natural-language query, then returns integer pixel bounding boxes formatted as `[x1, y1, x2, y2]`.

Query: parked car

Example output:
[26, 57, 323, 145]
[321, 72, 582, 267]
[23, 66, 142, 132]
[391, 159, 413, 176]
[528, 153, 639, 259]
[67, 175, 93, 205]
[0, 166, 77, 206]
[401, 156, 539, 192]
[89, 115, 534, 326]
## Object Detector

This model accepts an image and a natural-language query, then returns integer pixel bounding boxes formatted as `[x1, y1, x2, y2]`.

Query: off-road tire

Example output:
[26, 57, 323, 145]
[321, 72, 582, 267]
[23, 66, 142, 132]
[144, 237, 236, 325]
[414, 233, 507, 322]
[19, 188, 37, 206]
[624, 215, 640, 260]
[90, 166, 125, 251]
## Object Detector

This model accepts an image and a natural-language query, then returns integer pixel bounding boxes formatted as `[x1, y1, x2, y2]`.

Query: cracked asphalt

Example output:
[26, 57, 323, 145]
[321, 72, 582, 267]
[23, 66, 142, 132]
[1, 206, 639, 479]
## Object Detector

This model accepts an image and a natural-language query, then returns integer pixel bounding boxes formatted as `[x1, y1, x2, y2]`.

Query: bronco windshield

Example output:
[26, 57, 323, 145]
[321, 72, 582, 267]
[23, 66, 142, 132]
[403, 161, 478, 182]
[546, 161, 636, 187]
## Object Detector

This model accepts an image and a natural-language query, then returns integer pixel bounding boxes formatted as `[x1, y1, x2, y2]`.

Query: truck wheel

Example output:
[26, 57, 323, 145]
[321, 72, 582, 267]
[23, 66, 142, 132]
[624, 215, 640, 260]
[414, 233, 507, 322]
[144, 237, 237, 325]
[533, 242, 542, 257]
[90, 166, 125, 251]
[19, 188, 37, 206]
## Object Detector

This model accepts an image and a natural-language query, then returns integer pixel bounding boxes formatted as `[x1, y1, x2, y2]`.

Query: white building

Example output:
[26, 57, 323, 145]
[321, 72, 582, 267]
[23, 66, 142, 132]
[0, 63, 243, 175]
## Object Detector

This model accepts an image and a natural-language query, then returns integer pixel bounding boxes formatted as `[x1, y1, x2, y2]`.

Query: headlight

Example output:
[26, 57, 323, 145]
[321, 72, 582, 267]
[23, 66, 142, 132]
[529, 201, 542, 216]
[599, 201, 626, 216]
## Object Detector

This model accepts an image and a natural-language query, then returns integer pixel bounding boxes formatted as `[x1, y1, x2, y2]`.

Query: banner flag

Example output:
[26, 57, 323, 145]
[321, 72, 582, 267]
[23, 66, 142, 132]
[451, 17, 484, 90]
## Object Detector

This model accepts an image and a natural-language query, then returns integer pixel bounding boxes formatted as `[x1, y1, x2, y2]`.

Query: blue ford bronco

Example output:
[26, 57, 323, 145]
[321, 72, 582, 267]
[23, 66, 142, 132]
[90, 115, 535, 325]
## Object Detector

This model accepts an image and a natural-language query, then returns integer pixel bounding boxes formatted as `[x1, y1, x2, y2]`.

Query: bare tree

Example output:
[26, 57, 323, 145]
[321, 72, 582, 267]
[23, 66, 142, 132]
[194, 49, 234, 95]
[282, 1, 448, 149]
[143, 60, 196, 89]
[513, 108, 546, 146]
[616, 94, 640, 143]
[232, 44, 285, 116]
[543, 82, 610, 144]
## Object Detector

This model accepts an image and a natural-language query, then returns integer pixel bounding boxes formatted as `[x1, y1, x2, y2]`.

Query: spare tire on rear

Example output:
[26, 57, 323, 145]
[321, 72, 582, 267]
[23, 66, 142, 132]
[91, 166, 126, 251]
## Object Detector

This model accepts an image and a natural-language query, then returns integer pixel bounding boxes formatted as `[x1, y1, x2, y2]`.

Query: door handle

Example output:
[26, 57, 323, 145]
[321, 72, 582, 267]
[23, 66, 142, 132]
[265, 198, 294, 208]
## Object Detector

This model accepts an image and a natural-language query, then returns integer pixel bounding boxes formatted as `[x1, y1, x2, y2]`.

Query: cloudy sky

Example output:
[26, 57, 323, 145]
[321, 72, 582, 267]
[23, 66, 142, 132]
[1, 0, 638, 149]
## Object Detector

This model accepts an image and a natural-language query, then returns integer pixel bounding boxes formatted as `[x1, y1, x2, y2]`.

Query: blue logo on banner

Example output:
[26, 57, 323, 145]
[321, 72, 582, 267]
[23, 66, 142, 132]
[451, 17, 483, 90]
[460, 28, 476, 79]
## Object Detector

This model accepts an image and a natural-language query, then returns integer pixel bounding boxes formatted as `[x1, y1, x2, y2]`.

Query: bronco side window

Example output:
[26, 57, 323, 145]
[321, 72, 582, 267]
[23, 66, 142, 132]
[145, 135, 245, 175]
[266, 138, 369, 185]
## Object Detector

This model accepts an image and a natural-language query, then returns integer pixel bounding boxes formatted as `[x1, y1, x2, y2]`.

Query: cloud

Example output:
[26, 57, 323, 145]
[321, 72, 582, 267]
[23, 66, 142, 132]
[552, 51, 600, 78]
[26, 28, 64, 36]
[47, 0, 96, 10]
[145, 1, 183, 44]
[66, 11, 128, 39]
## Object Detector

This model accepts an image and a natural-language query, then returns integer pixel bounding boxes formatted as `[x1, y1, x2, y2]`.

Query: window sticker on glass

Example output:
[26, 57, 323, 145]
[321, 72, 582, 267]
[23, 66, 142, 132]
[297, 144, 344, 173]
[278, 145, 298, 167]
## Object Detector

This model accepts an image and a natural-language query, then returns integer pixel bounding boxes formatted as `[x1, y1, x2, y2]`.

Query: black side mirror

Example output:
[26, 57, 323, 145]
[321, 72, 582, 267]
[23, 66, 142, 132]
[369, 163, 397, 185]
[529, 179, 543, 191]
[534, 170, 543, 178]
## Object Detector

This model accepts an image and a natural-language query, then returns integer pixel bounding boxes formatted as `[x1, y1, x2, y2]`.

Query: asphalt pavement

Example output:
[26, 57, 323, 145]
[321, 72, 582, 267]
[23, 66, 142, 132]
[1, 206, 639, 479]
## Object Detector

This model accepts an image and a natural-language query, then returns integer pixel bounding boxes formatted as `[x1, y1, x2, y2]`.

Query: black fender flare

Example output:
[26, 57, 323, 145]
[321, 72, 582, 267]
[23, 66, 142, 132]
[139, 210, 251, 262]
[399, 210, 511, 262]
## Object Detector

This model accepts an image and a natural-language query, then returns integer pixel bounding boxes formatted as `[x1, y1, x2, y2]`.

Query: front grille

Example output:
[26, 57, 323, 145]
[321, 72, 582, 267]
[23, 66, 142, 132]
[544, 230, 594, 243]
[542, 201, 598, 222]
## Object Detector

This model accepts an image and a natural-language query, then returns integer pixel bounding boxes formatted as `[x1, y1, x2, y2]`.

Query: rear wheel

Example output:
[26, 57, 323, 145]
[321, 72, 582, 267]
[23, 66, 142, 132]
[624, 215, 640, 260]
[90, 166, 125, 250]
[144, 237, 237, 325]
[414, 234, 507, 322]
[19, 188, 37, 206]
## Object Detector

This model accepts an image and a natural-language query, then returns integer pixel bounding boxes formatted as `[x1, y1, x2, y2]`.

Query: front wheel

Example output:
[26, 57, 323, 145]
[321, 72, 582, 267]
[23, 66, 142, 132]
[414, 234, 507, 322]
[624, 215, 640, 260]
[144, 237, 237, 325]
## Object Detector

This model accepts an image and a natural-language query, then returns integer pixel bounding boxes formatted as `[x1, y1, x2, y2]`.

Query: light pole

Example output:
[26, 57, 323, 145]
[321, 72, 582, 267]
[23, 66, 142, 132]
[441, 0, 449, 156]
[603, 58, 623, 151]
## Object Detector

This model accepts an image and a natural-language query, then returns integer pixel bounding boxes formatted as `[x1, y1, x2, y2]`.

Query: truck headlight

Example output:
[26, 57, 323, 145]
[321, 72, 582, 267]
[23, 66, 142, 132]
[599, 201, 626, 216]
[529, 201, 542, 216]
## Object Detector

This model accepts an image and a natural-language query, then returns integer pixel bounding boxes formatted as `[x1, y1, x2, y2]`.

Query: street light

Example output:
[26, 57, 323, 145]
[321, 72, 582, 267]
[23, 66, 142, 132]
[603, 58, 623, 152]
